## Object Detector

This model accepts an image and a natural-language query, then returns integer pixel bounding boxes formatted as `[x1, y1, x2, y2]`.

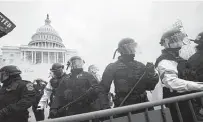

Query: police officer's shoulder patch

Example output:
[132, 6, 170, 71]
[26, 83, 34, 91]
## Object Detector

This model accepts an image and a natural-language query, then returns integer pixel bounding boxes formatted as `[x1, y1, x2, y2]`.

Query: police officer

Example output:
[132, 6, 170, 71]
[188, 32, 203, 82]
[99, 38, 159, 113]
[37, 63, 68, 117]
[49, 56, 102, 119]
[155, 28, 203, 122]
[0, 65, 36, 122]
[187, 32, 203, 120]
[32, 78, 47, 121]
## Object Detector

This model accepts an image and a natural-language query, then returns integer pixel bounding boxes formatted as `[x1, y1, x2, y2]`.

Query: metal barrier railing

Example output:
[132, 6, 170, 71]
[40, 91, 203, 122]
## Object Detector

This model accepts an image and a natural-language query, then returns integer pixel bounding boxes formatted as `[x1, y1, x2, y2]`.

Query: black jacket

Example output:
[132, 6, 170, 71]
[0, 76, 36, 122]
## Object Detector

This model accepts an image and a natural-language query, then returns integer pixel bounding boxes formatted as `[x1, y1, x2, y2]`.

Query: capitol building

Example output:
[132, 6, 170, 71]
[0, 15, 77, 65]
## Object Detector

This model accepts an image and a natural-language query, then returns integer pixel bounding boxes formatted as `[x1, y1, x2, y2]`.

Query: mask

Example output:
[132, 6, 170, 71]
[179, 43, 196, 60]
[52, 68, 63, 78]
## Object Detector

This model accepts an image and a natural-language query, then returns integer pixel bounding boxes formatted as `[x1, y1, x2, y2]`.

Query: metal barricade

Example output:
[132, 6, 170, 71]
[40, 91, 203, 122]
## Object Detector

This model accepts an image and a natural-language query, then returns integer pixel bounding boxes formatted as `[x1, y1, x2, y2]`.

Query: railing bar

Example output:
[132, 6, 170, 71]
[110, 116, 113, 122]
[175, 102, 183, 122]
[127, 112, 132, 122]
[39, 92, 203, 122]
[161, 105, 167, 122]
[145, 108, 150, 122]
[201, 97, 203, 106]
[188, 100, 198, 122]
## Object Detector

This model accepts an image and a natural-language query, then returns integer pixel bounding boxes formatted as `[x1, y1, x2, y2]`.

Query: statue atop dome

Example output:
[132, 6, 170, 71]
[45, 14, 51, 25]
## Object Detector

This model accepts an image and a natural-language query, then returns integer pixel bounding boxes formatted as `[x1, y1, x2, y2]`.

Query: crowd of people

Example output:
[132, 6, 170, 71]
[1, 23, 203, 122]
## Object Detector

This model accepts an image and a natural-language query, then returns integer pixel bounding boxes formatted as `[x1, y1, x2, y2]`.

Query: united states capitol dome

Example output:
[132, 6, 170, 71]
[28, 14, 65, 48]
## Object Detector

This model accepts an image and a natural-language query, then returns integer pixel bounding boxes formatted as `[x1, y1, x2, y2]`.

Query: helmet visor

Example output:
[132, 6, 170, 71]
[119, 42, 137, 55]
[70, 59, 84, 69]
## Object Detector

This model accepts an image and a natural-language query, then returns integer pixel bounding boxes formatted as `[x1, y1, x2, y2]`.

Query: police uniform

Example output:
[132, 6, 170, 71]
[100, 56, 158, 109]
[155, 29, 203, 122]
[50, 69, 100, 118]
[100, 38, 159, 115]
[0, 65, 36, 122]
[187, 32, 203, 120]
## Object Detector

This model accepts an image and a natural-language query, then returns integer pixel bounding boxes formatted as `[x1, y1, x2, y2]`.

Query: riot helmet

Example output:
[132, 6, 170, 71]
[67, 56, 85, 70]
[160, 28, 188, 49]
[50, 63, 64, 78]
[0, 65, 21, 83]
[113, 38, 137, 59]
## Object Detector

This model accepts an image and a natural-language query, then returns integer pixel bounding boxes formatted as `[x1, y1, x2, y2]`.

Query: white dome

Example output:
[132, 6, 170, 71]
[36, 24, 59, 36]
[28, 14, 65, 48]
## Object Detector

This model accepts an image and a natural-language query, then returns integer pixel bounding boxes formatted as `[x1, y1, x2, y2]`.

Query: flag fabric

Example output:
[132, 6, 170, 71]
[0, 12, 16, 38]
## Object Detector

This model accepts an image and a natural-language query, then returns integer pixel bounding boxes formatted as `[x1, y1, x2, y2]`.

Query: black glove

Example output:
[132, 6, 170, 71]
[48, 109, 58, 119]
[146, 62, 155, 73]
[64, 89, 73, 101]
[0, 107, 10, 120]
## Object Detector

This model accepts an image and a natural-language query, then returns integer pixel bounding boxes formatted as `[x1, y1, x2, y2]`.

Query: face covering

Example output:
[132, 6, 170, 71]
[179, 43, 196, 60]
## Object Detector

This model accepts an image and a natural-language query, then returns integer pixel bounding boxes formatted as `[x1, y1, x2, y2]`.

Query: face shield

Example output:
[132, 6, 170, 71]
[70, 58, 84, 70]
[163, 32, 187, 48]
[0, 71, 9, 83]
[118, 42, 137, 55]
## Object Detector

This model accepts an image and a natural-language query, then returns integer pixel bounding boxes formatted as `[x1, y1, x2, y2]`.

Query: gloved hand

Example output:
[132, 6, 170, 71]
[146, 62, 155, 73]
[48, 109, 58, 119]
[0, 107, 10, 120]
[64, 89, 73, 100]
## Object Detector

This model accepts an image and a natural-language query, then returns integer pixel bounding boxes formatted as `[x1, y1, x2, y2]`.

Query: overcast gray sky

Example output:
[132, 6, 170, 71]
[1, 0, 203, 73]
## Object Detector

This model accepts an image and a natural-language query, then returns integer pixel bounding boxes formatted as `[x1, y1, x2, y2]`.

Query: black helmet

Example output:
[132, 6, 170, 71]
[160, 28, 181, 45]
[69, 56, 82, 62]
[194, 32, 203, 44]
[50, 63, 64, 72]
[118, 38, 135, 49]
[0, 65, 21, 76]
[67, 56, 85, 70]
[113, 38, 137, 59]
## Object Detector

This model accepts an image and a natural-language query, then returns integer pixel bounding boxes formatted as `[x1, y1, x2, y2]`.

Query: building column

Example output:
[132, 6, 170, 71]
[23, 51, 26, 62]
[54, 52, 57, 63]
[34, 51, 37, 64]
[64, 52, 66, 63]
[31, 51, 33, 64]
[61, 52, 64, 63]
[21, 51, 23, 61]
[48, 52, 50, 63]
[56, 52, 58, 63]
[41, 51, 43, 63]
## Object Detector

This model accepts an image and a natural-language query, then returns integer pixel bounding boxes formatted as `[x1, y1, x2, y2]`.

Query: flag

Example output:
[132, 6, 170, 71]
[0, 12, 16, 38]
